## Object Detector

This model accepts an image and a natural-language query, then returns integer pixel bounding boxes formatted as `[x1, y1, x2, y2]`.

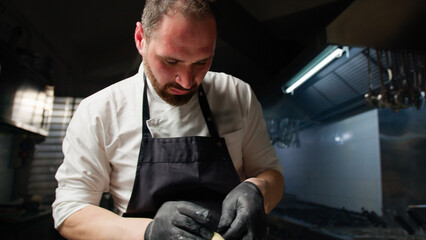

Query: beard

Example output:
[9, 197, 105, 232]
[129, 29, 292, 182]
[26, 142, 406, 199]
[143, 60, 198, 106]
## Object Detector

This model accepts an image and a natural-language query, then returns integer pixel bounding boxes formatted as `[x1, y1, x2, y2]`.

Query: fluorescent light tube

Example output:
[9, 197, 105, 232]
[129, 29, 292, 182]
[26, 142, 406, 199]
[283, 46, 346, 94]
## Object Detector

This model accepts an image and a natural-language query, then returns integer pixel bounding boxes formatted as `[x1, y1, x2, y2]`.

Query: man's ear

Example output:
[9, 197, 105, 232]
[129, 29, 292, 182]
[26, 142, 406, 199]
[135, 22, 145, 56]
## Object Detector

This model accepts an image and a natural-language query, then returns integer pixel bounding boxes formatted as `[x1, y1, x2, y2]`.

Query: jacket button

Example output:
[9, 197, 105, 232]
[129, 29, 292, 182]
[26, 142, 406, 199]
[217, 142, 222, 147]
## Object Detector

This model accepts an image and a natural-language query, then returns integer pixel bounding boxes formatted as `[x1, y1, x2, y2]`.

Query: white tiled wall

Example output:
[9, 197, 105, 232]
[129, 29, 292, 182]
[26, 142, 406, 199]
[276, 109, 383, 214]
[0, 133, 14, 202]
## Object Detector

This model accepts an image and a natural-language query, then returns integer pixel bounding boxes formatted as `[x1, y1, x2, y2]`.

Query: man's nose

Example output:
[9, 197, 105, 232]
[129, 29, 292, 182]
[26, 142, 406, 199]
[175, 67, 194, 89]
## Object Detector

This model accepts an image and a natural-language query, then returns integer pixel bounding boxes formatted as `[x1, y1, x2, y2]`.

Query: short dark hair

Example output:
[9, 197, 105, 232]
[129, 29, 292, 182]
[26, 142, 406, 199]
[141, 0, 217, 39]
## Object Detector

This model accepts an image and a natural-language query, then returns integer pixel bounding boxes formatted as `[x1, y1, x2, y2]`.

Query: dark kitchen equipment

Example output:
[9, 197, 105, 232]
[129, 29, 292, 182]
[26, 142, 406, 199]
[394, 214, 416, 235]
[407, 205, 426, 228]
[363, 48, 425, 112]
[362, 209, 387, 228]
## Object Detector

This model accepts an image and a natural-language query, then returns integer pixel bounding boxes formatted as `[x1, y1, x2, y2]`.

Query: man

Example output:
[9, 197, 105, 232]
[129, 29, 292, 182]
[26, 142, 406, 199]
[52, 0, 284, 239]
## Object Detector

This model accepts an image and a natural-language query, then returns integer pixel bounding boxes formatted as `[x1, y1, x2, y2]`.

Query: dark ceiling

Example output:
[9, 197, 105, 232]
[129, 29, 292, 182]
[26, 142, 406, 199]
[0, 0, 425, 113]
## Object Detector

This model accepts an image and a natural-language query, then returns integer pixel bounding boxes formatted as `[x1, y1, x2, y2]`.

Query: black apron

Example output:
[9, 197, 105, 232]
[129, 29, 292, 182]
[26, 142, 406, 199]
[124, 75, 241, 228]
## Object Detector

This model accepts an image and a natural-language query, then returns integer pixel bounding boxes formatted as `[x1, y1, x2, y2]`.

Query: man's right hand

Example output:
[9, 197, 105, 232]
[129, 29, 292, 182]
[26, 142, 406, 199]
[144, 201, 215, 240]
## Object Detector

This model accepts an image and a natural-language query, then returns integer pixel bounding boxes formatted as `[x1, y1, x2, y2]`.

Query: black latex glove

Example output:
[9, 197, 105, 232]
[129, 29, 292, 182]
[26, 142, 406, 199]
[217, 182, 267, 240]
[144, 201, 214, 240]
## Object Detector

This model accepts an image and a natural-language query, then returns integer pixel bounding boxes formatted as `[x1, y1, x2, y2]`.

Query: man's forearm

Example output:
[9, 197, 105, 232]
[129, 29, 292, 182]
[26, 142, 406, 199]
[245, 169, 284, 213]
[58, 205, 152, 240]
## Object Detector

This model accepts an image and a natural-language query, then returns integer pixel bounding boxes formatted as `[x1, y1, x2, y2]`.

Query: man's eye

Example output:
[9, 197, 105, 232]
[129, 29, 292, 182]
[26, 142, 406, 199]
[165, 60, 178, 65]
[196, 61, 207, 66]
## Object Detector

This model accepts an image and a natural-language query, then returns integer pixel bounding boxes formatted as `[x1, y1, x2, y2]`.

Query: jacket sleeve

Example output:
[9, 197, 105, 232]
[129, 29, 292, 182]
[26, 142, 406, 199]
[52, 96, 113, 229]
[240, 85, 283, 178]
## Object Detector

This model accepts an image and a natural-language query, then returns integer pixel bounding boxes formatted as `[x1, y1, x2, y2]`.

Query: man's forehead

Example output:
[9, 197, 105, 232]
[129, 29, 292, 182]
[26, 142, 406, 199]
[150, 13, 216, 40]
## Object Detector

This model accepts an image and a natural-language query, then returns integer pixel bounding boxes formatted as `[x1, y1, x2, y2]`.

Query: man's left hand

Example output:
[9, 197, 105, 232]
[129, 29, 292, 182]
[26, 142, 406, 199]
[217, 182, 267, 240]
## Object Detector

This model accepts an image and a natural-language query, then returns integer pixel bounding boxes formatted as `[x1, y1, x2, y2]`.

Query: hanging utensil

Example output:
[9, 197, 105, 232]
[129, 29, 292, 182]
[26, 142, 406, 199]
[409, 52, 422, 109]
[394, 51, 408, 109]
[396, 51, 408, 111]
[365, 48, 378, 106]
[403, 51, 416, 107]
[385, 50, 408, 112]
[417, 54, 425, 109]
[384, 50, 400, 112]
[376, 49, 390, 108]
[419, 55, 425, 97]
[403, 51, 418, 108]
[384, 50, 395, 92]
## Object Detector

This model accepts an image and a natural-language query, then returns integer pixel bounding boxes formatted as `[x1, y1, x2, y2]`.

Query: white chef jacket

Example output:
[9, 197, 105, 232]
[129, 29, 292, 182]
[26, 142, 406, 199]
[52, 63, 283, 229]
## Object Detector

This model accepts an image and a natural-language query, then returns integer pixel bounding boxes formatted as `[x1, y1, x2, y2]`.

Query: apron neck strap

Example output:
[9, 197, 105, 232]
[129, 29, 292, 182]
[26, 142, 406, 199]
[142, 74, 152, 138]
[197, 85, 219, 138]
[142, 74, 219, 138]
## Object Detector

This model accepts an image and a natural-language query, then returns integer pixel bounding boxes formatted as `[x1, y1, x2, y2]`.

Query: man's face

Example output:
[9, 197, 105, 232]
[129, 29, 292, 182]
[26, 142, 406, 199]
[136, 12, 217, 106]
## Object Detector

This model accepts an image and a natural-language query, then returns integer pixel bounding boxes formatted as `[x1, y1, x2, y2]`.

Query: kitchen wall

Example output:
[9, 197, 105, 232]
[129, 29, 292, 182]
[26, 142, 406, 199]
[275, 109, 383, 214]
[0, 132, 14, 202]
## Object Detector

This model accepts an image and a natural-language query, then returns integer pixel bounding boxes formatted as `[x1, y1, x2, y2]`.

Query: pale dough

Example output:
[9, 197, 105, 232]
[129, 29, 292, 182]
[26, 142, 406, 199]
[211, 232, 224, 240]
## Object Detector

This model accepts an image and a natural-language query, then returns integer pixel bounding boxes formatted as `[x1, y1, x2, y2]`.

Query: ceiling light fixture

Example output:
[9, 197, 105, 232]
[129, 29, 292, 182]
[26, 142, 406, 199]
[282, 45, 349, 94]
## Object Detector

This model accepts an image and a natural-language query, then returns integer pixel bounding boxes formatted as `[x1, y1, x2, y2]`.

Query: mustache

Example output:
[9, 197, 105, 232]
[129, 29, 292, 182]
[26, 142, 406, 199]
[164, 82, 197, 91]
